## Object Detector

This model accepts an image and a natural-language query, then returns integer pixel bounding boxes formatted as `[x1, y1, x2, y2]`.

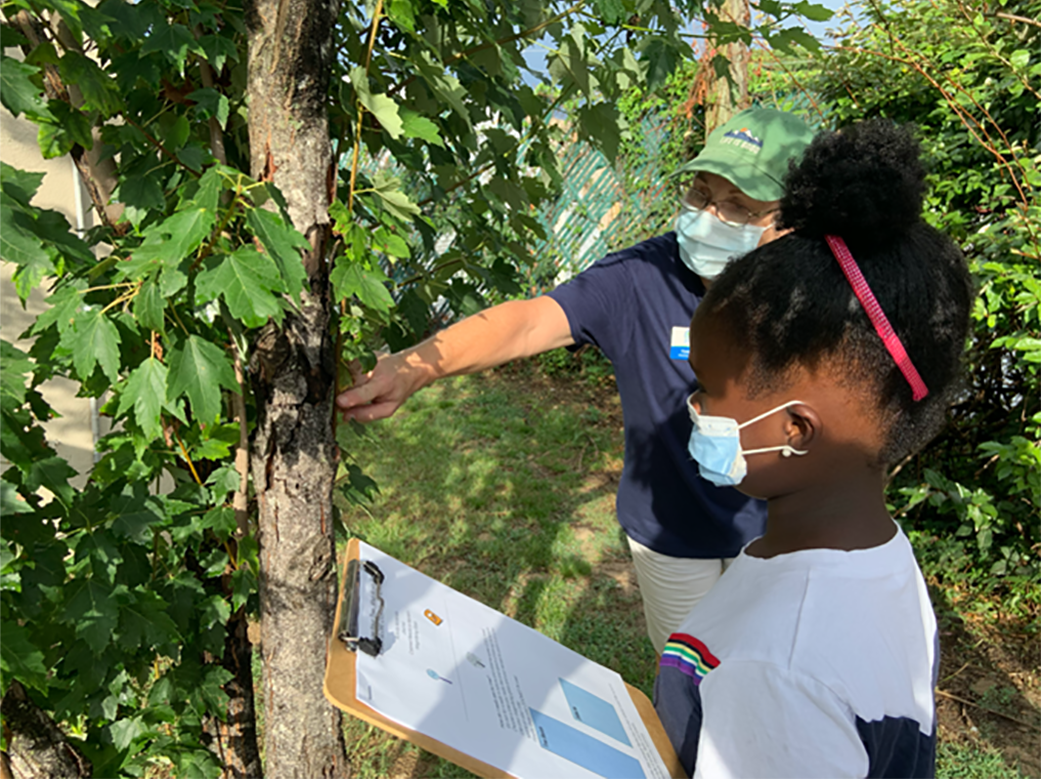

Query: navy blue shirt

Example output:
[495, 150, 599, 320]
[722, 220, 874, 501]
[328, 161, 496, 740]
[547, 233, 767, 559]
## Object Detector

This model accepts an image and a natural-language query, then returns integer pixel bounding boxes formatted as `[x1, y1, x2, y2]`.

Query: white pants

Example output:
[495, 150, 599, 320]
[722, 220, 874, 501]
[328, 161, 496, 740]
[627, 536, 735, 655]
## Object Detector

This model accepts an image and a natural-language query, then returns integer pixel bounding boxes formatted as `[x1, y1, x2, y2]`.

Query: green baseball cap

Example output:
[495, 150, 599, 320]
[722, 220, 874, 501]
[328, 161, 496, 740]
[675, 107, 815, 202]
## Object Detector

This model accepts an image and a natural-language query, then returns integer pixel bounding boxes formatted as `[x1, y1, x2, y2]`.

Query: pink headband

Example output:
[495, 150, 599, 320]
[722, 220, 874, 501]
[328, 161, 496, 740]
[826, 234, 929, 401]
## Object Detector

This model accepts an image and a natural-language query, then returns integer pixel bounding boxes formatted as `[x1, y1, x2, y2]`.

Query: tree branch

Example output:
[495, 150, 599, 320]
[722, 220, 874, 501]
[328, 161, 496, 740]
[8, 9, 125, 233]
[386, 1, 587, 99]
[0, 681, 92, 779]
[229, 333, 250, 536]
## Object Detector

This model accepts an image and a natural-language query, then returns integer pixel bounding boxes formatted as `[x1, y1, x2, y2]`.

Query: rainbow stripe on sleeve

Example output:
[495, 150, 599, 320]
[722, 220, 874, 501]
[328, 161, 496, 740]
[660, 633, 720, 685]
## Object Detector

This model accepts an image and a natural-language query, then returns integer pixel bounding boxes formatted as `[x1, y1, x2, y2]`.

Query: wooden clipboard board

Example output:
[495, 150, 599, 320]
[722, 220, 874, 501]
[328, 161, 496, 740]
[323, 538, 685, 779]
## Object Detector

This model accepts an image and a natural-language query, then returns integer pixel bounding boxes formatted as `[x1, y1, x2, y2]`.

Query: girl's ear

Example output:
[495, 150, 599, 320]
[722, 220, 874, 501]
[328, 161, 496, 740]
[784, 403, 821, 450]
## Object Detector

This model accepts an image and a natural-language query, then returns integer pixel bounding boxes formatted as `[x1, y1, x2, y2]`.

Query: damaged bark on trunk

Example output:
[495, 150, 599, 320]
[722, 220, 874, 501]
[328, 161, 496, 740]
[1, 681, 91, 779]
[246, 0, 348, 774]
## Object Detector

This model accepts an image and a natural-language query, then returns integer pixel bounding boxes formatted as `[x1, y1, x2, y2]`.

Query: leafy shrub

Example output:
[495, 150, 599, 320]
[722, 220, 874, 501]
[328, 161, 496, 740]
[757, 0, 1040, 598]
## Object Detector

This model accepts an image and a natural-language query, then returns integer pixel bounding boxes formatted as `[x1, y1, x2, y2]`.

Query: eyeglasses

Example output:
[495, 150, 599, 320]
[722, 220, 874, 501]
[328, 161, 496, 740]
[677, 175, 778, 227]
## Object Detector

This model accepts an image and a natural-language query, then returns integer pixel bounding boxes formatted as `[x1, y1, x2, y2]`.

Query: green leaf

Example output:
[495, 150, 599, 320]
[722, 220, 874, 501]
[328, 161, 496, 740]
[589, 0, 626, 23]
[0, 56, 50, 120]
[133, 276, 166, 333]
[386, 0, 416, 31]
[1, 481, 34, 516]
[244, 207, 309, 297]
[166, 335, 240, 427]
[140, 23, 204, 74]
[0, 192, 55, 299]
[793, 1, 833, 22]
[198, 34, 238, 73]
[766, 26, 821, 52]
[230, 566, 256, 611]
[195, 246, 285, 328]
[37, 102, 94, 159]
[188, 87, 230, 130]
[160, 114, 190, 151]
[58, 51, 121, 116]
[205, 464, 240, 499]
[351, 66, 403, 140]
[412, 53, 470, 128]
[368, 172, 421, 222]
[331, 261, 394, 312]
[177, 145, 208, 172]
[161, 206, 218, 262]
[200, 593, 231, 630]
[0, 162, 44, 206]
[637, 36, 683, 91]
[118, 590, 179, 651]
[109, 717, 146, 751]
[110, 493, 165, 544]
[374, 228, 410, 259]
[579, 102, 621, 161]
[1, 340, 32, 413]
[192, 166, 224, 212]
[71, 307, 122, 382]
[200, 506, 237, 538]
[0, 622, 48, 694]
[63, 579, 120, 655]
[25, 456, 77, 508]
[400, 109, 444, 147]
[120, 172, 166, 211]
[32, 283, 83, 337]
[1, 25, 28, 48]
[193, 424, 238, 460]
[557, 26, 593, 96]
[1009, 49, 1030, 69]
[118, 358, 168, 440]
[1, 408, 51, 475]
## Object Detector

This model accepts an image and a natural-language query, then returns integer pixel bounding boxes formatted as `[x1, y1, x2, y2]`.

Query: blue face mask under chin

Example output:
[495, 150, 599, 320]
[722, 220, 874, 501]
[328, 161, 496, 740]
[686, 394, 809, 487]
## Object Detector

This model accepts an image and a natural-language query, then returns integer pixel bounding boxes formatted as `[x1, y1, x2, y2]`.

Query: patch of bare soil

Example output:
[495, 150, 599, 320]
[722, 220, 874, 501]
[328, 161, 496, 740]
[932, 584, 1041, 774]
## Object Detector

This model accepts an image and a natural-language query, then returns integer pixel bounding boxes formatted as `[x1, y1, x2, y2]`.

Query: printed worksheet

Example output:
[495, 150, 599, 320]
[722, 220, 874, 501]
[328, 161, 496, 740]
[353, 542, 670, 779]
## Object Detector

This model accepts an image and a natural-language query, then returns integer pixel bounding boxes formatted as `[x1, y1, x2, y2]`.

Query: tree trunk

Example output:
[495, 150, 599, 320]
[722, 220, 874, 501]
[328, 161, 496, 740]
[201, 608, 264, 778]
[705, 0, 751, 132]
[1, 681, 92, 779]
[245, 0, 348, 775]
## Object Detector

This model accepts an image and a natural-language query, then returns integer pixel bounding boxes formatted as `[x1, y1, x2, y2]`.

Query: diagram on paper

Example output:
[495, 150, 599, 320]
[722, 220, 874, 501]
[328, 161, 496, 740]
[352, 541, 670, 779]
[529, 679, 645, 779]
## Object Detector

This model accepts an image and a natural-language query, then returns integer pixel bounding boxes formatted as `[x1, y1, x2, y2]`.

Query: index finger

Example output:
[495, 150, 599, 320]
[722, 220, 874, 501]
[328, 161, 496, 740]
[336, 379, 375, 410]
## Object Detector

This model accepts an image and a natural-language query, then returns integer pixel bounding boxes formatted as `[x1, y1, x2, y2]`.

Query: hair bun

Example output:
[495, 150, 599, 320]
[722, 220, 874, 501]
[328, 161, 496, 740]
[778, 120, 927, 248]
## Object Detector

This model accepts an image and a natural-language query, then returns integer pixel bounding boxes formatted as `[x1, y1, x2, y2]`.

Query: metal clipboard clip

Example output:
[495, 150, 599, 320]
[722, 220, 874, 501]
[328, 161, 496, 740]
[338, 558, 385, 657]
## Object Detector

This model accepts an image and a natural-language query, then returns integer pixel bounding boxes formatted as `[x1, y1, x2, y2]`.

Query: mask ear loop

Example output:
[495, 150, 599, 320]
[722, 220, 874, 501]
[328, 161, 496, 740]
[735, 400, 807, 431]
[737, 401, 810, 458]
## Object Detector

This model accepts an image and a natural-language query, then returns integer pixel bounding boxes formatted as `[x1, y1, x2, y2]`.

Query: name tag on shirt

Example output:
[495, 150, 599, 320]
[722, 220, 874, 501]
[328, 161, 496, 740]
[670, 326, 690, 360]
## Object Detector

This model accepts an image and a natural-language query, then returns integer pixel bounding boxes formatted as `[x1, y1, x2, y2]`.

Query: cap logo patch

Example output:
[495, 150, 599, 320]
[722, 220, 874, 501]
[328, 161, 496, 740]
[721, 127, 763, 154]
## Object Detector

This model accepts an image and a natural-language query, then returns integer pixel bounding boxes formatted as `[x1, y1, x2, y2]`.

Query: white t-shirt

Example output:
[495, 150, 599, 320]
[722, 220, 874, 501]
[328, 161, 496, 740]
[653, 525, 937, 779]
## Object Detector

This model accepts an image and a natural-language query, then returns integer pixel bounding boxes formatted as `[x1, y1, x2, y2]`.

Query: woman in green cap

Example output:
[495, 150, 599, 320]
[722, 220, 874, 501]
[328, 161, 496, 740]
[337, 107, 816, 655]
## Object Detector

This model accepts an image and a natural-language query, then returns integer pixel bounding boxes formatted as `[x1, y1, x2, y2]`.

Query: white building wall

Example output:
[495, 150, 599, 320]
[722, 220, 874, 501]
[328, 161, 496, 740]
[1, 102, 100, 484]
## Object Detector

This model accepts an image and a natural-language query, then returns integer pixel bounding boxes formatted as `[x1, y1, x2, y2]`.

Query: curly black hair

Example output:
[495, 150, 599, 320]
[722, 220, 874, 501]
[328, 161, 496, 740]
[700, 120, 973, 465]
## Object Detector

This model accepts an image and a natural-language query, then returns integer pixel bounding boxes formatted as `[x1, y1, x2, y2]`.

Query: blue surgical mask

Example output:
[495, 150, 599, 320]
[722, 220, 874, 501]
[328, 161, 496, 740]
[675, 209, 766, 281]
[686, 394, 808, 487]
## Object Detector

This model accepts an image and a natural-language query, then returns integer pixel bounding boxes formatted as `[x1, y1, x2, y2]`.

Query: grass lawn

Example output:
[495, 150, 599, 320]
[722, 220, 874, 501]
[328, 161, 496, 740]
[330, 358, 1039, 779]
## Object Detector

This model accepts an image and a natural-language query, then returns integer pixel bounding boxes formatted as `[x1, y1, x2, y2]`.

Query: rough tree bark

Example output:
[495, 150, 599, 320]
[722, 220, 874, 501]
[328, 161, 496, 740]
[200, 606, 263, 777]
[245, 0, 348, 774]
[0, 681, 91, 779]
[705, 0, 751, 132]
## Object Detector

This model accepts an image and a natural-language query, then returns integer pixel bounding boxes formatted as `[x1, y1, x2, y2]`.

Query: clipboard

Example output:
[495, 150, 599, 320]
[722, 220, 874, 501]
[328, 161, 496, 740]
[324, 538, 685, 779]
